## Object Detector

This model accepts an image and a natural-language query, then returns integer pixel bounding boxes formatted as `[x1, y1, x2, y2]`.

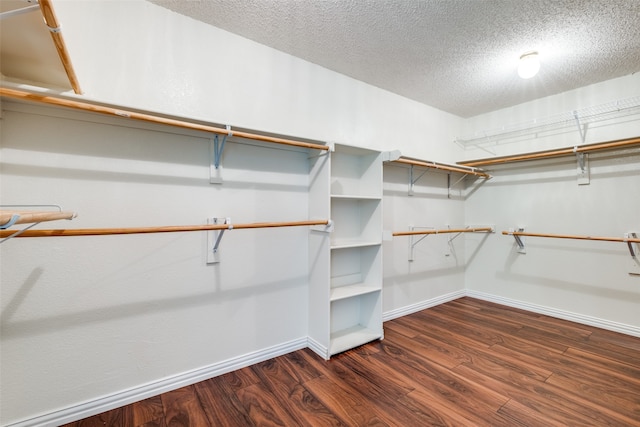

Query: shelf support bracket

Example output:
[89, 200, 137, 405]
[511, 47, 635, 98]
[507, 227, 526, 254]
[408, 225, 433, 261]
[575, 151, 590, 185]
[625, 232, 638, 258]
[408, 165, 428, 196]
[207, 217, 232, 264]
[573, 111, 590, 185]
[210, 125, 232, 184]
[447, 173, 467, 199]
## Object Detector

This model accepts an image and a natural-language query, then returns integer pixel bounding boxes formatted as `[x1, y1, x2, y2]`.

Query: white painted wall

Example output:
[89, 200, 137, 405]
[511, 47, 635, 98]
[463, 74, 640, 333]
[382, 164, 468, 318]
[1, 0, 462, 424]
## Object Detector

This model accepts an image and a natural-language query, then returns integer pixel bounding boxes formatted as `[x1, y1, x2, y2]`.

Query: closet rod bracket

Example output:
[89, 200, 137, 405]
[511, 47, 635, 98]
[447, 173, 467, 199]
[408, 225, 434, 261]
[207, 217, 231, 264]
[409, 164, 428, 196]
[210, 126, 233, 184]
[576, 151, 590, 185]
[507, 227, 526, 254]
[625, 232, 638, 258]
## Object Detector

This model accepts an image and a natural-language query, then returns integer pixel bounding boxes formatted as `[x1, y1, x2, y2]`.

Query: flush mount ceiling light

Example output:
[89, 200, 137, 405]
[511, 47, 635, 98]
[518, 51, 540, 79]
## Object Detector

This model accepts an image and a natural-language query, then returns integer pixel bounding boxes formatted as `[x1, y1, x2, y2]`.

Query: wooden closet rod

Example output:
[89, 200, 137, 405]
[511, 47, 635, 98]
[502, 230, 640, 244]
[39, 0, 82, 94]
[459, 136, 640, 168]
[393, 227, 493, 237]
[0, 210, 76, 226]
[0, 88, 329, 152]
[0, 219, 330, 238]
[393, 157, 490, 178]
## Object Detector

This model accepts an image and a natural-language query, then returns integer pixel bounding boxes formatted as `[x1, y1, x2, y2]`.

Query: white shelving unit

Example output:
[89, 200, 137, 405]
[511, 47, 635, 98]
[308, 143, 383, 359]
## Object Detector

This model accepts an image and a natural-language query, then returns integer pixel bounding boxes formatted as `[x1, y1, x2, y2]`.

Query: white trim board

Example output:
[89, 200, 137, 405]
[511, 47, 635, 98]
[6, 337, 308, 427]
[465, 290, 640, 338]
[382, 289, 466, 322]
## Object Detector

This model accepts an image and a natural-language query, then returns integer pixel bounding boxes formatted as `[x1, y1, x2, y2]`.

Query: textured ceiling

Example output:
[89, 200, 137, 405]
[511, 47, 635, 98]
[148, 0, 640, 118]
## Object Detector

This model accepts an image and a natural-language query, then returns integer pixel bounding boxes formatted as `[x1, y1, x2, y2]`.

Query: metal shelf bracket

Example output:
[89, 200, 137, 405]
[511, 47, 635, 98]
[409, 165, 428, 196]
[447, 173, 467, 199]
[625, 232, 638, 258]
[207, 217, 232, 264]
[507, 227, 526, 254]
[210, 125, 233, 184]
[408, 225, 434, 262]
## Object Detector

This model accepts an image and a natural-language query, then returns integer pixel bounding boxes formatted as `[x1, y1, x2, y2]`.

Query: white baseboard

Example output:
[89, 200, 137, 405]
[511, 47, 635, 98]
[306, 336, 329, 360]
[466, 290, 640, 338]
[382, 289, 466, 322]
[7, 337, 308, 427]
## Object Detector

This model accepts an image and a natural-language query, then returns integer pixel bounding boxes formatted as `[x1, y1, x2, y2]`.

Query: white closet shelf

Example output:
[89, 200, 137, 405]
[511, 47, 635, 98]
[330, 284, 380, 302]
[329, 325, 382, 356]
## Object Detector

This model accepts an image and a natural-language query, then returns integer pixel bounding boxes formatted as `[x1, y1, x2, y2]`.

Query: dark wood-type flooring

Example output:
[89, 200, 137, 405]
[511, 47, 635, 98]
[63, 297, 640, 426]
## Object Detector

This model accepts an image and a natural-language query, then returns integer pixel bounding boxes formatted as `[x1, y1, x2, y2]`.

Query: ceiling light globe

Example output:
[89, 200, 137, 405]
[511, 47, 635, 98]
[518, 52, 540, 79]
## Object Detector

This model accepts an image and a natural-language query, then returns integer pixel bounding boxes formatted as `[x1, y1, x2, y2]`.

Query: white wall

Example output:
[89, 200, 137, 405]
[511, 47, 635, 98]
[382, 164, 469, 318]
[1, 0, 462, 425]
[463, 74, 640, 333]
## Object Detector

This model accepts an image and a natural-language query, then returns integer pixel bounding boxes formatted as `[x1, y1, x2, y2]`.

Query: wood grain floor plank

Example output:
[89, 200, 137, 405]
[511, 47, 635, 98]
[379, 316, 420, 338]
[217, 366, 261, 392]
[304, 375, 390, 426]
[252, 357, 346, 426]
[280, 347, 327, 383]
[72, 406, 133, 427]
[371, 339, 512, 425]
[194, 377, 253, 427]
[432, 300, 525, 335]
[160, 386, 210, 427]
[544, 372, 640, 424]
[454, 359, 631, 426]
[235, 382, 300, 426]
[497, 398, 572, 427]
[384, 326, 466, 369]
[413, 308, 506, 347]
[132, 396, 165, 427]
[564, 346, 640, 384]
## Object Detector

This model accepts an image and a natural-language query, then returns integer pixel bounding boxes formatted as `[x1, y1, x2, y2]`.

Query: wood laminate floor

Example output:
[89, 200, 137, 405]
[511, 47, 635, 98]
[63, 297, 640, 426]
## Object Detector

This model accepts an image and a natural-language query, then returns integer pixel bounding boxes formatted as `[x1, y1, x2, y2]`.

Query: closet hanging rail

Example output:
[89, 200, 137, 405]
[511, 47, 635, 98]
[392, 157, 491, 178]
[459, 136, 640, 168]
[502, 230, 640, 258]
[393, 227, 493, 237]
[39, 0, 82, 94]
[393, 226, 493, 262]
[0, 219, 330, 238]
[0, 209, 76, 228]
[0, 88, 329, 152]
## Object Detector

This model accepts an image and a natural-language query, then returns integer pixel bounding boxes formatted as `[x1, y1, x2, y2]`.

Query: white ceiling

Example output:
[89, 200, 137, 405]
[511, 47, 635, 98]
[148, 0, 640, 118]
